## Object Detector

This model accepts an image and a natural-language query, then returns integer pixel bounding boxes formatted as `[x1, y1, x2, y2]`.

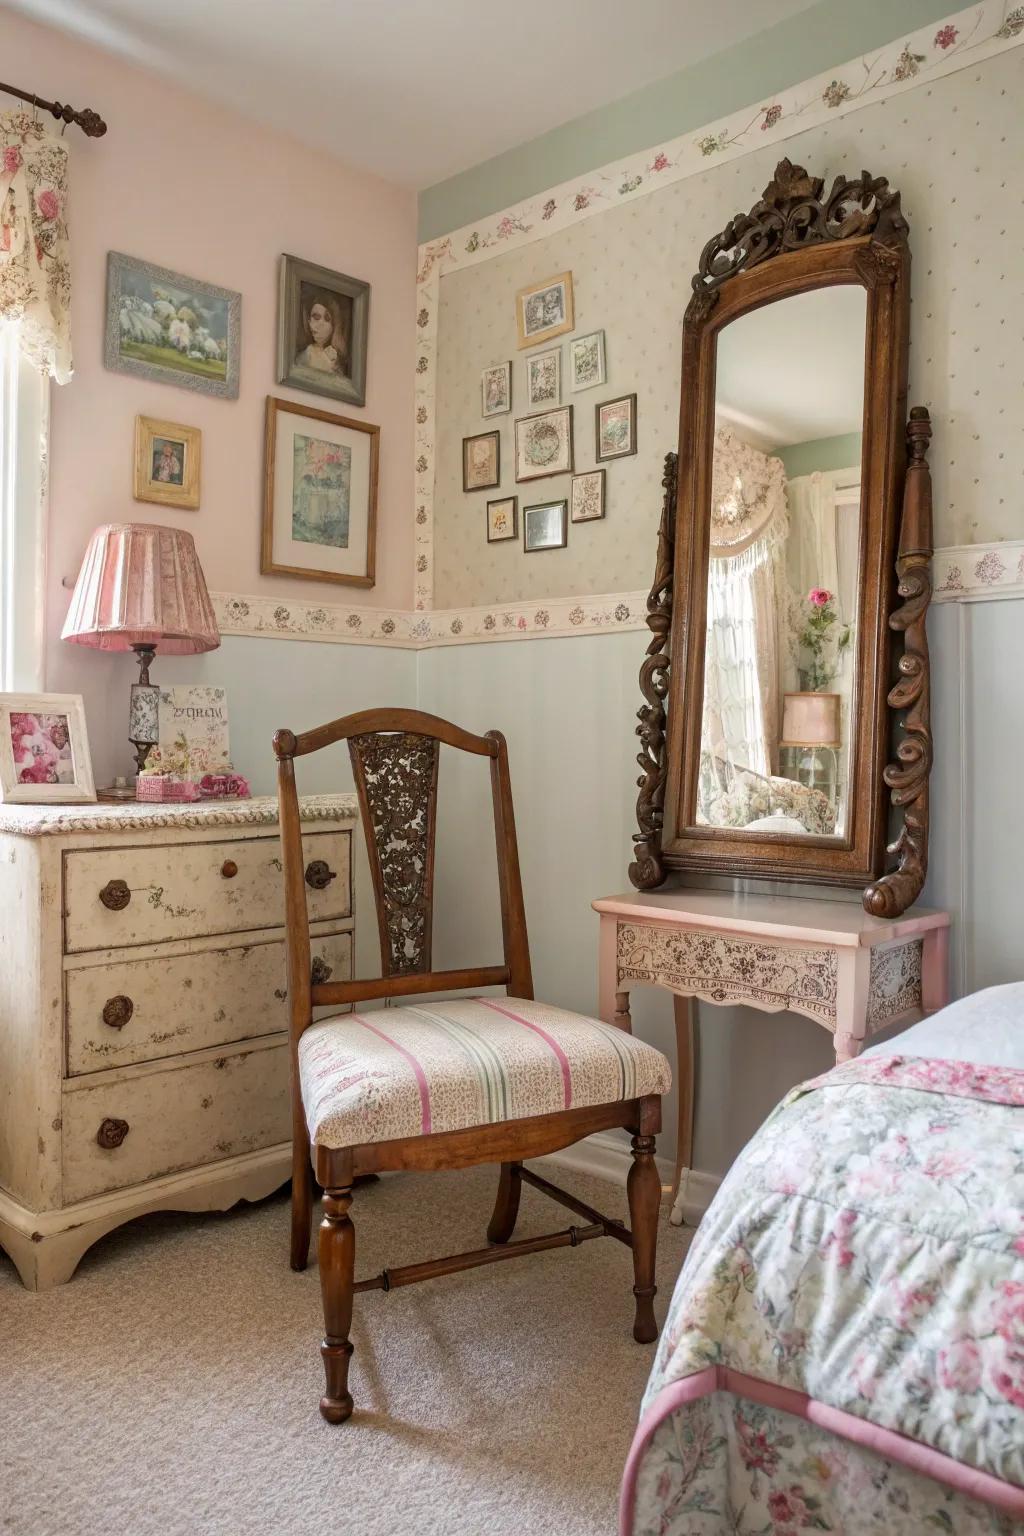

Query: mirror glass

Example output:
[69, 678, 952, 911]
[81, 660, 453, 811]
[695, 285, 866, 840]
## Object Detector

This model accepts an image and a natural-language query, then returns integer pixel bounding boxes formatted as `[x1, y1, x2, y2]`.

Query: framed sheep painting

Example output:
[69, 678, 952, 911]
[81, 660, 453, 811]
[105, 252, 241, 399]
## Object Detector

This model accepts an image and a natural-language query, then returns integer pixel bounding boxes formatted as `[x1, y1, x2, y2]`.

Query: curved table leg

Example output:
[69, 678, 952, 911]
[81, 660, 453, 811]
[669, 995, 698, 1227]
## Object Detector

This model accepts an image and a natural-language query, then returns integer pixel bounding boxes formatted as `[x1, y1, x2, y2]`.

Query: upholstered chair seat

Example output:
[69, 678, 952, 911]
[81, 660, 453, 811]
[299, 996, 672, 1151]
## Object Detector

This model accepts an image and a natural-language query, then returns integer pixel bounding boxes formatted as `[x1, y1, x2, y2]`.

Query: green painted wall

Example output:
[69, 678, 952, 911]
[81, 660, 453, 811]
[419, 0, 957, 241]
[778, 431, 863, 479]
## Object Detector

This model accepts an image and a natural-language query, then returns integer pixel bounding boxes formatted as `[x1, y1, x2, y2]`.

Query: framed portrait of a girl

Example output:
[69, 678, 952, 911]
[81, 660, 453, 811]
[277, 254, 370, 407]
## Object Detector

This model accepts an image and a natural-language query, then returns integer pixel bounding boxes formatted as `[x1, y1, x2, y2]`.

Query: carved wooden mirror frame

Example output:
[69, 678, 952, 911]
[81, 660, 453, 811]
[630, 160, 934, 918]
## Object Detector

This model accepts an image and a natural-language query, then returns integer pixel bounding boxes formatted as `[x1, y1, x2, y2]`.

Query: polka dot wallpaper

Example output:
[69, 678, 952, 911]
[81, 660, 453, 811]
[432, 49, 1022, 609]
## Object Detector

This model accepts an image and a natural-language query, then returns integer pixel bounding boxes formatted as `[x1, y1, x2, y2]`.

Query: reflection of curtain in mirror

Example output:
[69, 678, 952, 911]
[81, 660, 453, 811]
[704, 429, 788, 778]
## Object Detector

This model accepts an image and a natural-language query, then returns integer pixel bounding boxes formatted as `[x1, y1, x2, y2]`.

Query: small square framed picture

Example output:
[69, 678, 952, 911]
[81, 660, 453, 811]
[463, 430, 501, 492]
[515, 272, 574, 349]
[596, 393, 637, 461]
[570, 468, 606, 523]
[134, 415, 201, 509]
[569, 330, 606, 391]
[526, 347, 560, 408]
[514, 405, 573, 483]
[481, 361, 512, 417]
[0, 693, 96, 804]
[486, 496, 518, 543]
[523, 499, 568, 552]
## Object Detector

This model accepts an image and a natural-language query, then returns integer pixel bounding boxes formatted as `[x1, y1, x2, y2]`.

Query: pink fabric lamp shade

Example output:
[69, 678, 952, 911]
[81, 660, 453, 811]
[62, 523, 220, 654]
[781, 692, 841, 748]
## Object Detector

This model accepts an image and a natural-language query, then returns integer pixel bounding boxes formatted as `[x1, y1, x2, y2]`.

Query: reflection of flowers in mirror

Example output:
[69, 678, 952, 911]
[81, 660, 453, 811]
[798, 587, 852, 692]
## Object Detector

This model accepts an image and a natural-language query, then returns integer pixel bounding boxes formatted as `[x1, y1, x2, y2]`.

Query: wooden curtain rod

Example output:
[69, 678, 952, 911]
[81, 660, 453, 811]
[0, 80, 107, 137]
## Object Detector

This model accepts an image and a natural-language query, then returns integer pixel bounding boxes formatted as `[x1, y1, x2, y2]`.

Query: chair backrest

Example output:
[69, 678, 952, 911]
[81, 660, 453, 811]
[273, 708, 534, 1053]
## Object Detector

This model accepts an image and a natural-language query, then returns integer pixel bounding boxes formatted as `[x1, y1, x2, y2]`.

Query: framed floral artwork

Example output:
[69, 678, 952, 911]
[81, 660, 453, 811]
[515, 271, 574, 349]
[277, 254, 370, 408]
[570, 468, 606, 523]
[596, 393, 637, 461]
[133, 415, 201, 510]
[514, 405, 573, 483]
[105, 252, 240, 399]
[0, 693, 95, 804]
[526, 347, 561, 408]
[481, 361, 512, 417]
[463, 430, 501, 492]
[570, 330, 606, 391]
[523, 500, 568, 552]
[262, 396, 379, 587]
[486, 496, 518, 543]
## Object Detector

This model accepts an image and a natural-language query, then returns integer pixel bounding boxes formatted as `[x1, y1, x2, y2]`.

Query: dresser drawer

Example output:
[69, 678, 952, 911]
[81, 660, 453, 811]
[65, 928, 352, 1076]
[63, 830, 351, 953]
[62, 1042, 291, 1203]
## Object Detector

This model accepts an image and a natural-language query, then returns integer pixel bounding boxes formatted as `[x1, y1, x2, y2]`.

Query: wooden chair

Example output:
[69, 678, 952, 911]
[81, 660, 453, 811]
[274, 708, 671, 1422]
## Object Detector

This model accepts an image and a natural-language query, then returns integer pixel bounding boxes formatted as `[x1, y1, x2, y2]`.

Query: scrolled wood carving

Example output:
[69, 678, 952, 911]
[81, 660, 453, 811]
[629, 452, 677, 890]
[863, 408, 934, 918]
[694, 157, 908, 294]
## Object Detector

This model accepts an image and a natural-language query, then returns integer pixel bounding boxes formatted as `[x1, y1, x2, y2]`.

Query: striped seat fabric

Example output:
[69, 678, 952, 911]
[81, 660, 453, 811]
[298, 996, 672, 1150]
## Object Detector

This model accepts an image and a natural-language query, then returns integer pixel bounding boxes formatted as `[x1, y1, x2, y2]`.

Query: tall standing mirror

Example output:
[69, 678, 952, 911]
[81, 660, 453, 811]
[631, 160, 935, 916]
[701, 285, 866, 842]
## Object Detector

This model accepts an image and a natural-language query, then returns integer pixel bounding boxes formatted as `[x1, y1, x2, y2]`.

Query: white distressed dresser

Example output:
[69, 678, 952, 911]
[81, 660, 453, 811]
[0, 793, 357, 1288]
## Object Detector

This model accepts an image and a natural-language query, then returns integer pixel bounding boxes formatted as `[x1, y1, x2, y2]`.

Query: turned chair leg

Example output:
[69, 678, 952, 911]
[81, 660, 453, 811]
[319, 1183, 356, 1423]
[290, 1122, 313, 1272]
[627, 1133, 661, 1344]
[487, 1160, 523, 1244]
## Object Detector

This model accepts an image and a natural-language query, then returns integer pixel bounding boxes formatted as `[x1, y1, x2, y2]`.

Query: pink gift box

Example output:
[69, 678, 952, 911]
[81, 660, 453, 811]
[136, 775, 200, 803]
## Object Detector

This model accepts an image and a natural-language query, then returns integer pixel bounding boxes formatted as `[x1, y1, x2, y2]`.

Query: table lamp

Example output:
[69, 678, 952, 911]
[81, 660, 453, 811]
[62, 523, 220, 776]
[781, 692, 841, 750]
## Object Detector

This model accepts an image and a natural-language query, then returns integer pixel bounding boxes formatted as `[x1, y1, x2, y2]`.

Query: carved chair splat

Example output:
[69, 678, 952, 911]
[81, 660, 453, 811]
[274, 708, 670, 1422]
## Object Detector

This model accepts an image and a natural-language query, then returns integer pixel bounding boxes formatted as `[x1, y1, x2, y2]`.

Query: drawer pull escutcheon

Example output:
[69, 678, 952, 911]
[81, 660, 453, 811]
[102, 995, 134, 1030]
[311, 956, 334, 986]
[221, 859, 239, 879]
[305, 859, 337, 890]
[96, 1117, 130, 1150]
[99, 878, 131, 911]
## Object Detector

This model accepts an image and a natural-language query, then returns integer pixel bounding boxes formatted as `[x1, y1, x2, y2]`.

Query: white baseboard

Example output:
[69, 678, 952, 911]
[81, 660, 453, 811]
[538, 1132, 721, 1224]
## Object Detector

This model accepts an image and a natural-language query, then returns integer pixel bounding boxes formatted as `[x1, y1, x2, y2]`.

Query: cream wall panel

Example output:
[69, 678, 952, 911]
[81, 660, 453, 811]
[433, 48, 1024, 607]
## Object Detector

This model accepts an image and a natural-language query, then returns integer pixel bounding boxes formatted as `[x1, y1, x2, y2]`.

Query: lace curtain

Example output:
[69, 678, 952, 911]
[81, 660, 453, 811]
[0, 112, 71, 382]
[702, 429, 788, 778]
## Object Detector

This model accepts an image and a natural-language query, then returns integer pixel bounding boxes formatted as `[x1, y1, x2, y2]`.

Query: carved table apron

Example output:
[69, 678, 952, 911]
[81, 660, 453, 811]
[593, 889, 950, 1225]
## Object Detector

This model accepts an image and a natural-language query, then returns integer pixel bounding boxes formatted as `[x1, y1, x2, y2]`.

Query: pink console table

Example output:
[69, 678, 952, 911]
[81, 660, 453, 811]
[592, 889, 950, 1224]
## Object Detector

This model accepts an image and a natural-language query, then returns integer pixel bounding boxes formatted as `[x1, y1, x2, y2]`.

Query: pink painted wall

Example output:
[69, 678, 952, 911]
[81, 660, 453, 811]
[1, 8, 417, 686]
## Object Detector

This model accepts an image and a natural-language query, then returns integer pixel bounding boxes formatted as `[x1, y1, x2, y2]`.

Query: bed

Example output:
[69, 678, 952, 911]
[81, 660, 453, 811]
[621, 985, 1024, 1535]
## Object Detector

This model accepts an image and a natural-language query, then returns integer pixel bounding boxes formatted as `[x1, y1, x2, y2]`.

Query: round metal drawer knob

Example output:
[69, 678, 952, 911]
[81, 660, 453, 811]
[221, 859, 239, 879]
[102, 995, 134, 1030]
[305, 859, 337, 891]
[96, 1117, 130, 1150]
[99, 879, 131, 911]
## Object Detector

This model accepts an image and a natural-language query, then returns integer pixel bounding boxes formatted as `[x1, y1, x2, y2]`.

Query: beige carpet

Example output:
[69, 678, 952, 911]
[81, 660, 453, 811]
[1, 1164, 691, 1536]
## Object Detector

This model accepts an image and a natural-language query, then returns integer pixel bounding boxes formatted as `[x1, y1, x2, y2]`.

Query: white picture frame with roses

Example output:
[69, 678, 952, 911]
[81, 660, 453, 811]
[0, 693, 96, 804]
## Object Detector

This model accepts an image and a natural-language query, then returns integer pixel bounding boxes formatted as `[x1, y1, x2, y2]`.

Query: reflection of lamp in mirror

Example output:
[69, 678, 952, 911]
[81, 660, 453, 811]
[781, 692, 840, 809]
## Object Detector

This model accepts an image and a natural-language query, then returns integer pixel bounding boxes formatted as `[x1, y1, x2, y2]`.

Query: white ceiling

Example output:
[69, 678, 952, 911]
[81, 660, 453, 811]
[716, 286, 867, 449]
[4, 0, 820, 188]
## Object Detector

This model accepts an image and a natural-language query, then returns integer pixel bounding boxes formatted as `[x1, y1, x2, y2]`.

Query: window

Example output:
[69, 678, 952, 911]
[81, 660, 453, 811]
[0, 325, 48, 690]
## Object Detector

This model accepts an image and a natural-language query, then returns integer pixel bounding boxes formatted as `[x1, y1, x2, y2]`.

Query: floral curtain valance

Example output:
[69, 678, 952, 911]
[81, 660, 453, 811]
[0, 111, 71, 383]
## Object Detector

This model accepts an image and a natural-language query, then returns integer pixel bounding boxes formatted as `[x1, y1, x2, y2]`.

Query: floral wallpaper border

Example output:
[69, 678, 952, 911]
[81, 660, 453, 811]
[212, 588, 650, 648]
[213, 539, 1024, 650]
[411, 2, 1024, 614]
[933, 541, 1024, 601]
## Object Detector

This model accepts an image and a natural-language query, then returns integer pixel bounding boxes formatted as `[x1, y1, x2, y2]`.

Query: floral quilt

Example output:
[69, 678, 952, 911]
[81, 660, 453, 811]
[621, 1056, 1024, 1535]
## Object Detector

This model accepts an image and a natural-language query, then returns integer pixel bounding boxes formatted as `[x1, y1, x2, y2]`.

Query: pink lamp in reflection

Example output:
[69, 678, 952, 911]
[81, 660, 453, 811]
[62, 523, 220, 774]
